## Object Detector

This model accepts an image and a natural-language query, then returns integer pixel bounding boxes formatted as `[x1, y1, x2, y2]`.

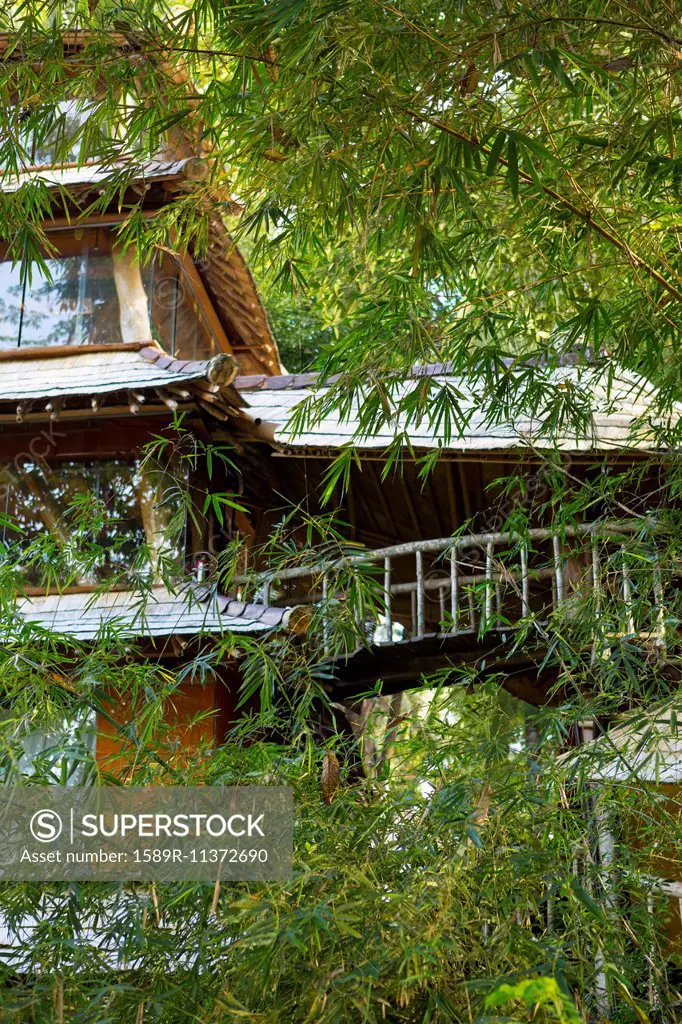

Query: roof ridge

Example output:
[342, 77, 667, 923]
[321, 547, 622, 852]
[234, 355, 612, 392]
[0, 341, 152, 363]
[139, 344, 212, 376]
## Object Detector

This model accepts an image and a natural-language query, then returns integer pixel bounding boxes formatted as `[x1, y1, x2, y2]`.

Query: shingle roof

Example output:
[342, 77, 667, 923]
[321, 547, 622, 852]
[0, 343, 243, 420]
[235, 363, 681, 453]
[200, 212, 282, 376]
[0, 159, 189, 194]
[0, 345, 210, 400]
[561, 706, 682, 783]
[16, 585, 290, 641]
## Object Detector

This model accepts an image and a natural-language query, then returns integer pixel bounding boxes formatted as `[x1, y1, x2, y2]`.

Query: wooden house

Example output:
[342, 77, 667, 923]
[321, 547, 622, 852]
[0, 43, 678, 765]
[4, 265, 679, 761]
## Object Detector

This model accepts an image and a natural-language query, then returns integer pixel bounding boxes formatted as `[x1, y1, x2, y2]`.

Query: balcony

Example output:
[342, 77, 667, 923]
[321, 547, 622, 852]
[241, 521, 677, 700]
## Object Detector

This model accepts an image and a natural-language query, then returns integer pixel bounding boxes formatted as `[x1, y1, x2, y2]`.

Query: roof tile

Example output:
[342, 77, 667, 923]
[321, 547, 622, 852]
[264, 375, 296, 391]
[14, 587, 288, 641]
[235, 374, 266, 391]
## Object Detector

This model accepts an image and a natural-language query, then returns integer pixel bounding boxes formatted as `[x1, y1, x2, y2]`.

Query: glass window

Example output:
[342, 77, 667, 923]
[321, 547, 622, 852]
[0, 229, 220, 358]
[0, 458, 187, 585]
[0, 100, 99, 171]
[28, 99, 97, 167]
[0, 249, 125, 347]
[150, 253, 208, 360]
[14, 713, 96, 784]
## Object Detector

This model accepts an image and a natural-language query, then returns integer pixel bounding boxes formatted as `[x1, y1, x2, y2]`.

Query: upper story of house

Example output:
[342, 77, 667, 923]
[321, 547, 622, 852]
[0, 34, 287, 598]
[0, 159, 281, 375]
[0, 31, 282, 376]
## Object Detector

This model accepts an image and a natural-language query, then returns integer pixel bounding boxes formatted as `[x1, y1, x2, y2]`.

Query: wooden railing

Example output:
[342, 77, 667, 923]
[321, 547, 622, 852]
[243, 521, 674, 648]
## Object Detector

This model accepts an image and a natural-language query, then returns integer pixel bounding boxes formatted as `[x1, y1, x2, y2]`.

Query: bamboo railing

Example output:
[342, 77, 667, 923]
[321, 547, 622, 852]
[243, 521, 673, 647]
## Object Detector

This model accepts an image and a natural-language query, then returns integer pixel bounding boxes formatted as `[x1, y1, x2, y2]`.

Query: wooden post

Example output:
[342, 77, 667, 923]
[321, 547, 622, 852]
[111, 247, 153, 344]
[468, 585, 476, 631]
[415, 550, 425, 638]
[450, 545, 458, 630]
[383, 557, 392, 642]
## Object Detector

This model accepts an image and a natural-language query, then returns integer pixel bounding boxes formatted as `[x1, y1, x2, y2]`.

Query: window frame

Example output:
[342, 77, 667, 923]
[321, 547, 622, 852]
[0, 220, 233, 357]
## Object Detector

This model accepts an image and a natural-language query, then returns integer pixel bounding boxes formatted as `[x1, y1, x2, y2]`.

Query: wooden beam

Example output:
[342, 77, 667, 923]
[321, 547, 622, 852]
[328, 632, 562, 704]
[176, 251, 235, 358]
[165, 385, 192, 400]
[0, 404, 171, 430]
[45, 398, 64, 421]
[40, 211, 158, 232]
[196, 398, 231, 422]
[0, 341, 153, 363]
[155, 389, 179, 411]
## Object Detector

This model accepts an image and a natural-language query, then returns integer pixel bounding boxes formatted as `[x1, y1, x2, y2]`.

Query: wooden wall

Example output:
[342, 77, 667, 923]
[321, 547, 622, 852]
[95, 666, 240, 775]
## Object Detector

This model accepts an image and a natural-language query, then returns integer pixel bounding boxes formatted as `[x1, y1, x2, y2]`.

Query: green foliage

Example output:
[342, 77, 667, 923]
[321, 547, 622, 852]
[0, 4, 680, 1022]
[1, 1, 682, 428]
[485, 977, 582, 1023]
[0, 452, 680, 1019]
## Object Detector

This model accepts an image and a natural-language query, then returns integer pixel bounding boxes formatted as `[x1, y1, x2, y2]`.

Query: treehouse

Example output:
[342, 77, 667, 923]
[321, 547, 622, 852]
[3, 325, 679, 763]
[225, 365, 681, 705]
[0, 52, 679, 763]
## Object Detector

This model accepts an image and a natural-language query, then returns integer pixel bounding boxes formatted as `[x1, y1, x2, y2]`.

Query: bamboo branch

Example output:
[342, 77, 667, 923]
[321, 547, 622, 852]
[406, 108, 682, 305]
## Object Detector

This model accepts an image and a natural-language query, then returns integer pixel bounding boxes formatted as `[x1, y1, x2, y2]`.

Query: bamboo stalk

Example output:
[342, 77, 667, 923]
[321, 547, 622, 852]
[552, 534, 564, 606]
[55, 978, 64, 1024]
[210, 879, 221, 917]
[322, 574, 330, 654]
[415, 550, 425, 637]
[521, 544, 529, 617]
[383, 557, 392, 640]
[653, 550, 666, 650]
[450, 545, 458, 629]
[485, 542, 493, 625]
[621, 543, 634, 634]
